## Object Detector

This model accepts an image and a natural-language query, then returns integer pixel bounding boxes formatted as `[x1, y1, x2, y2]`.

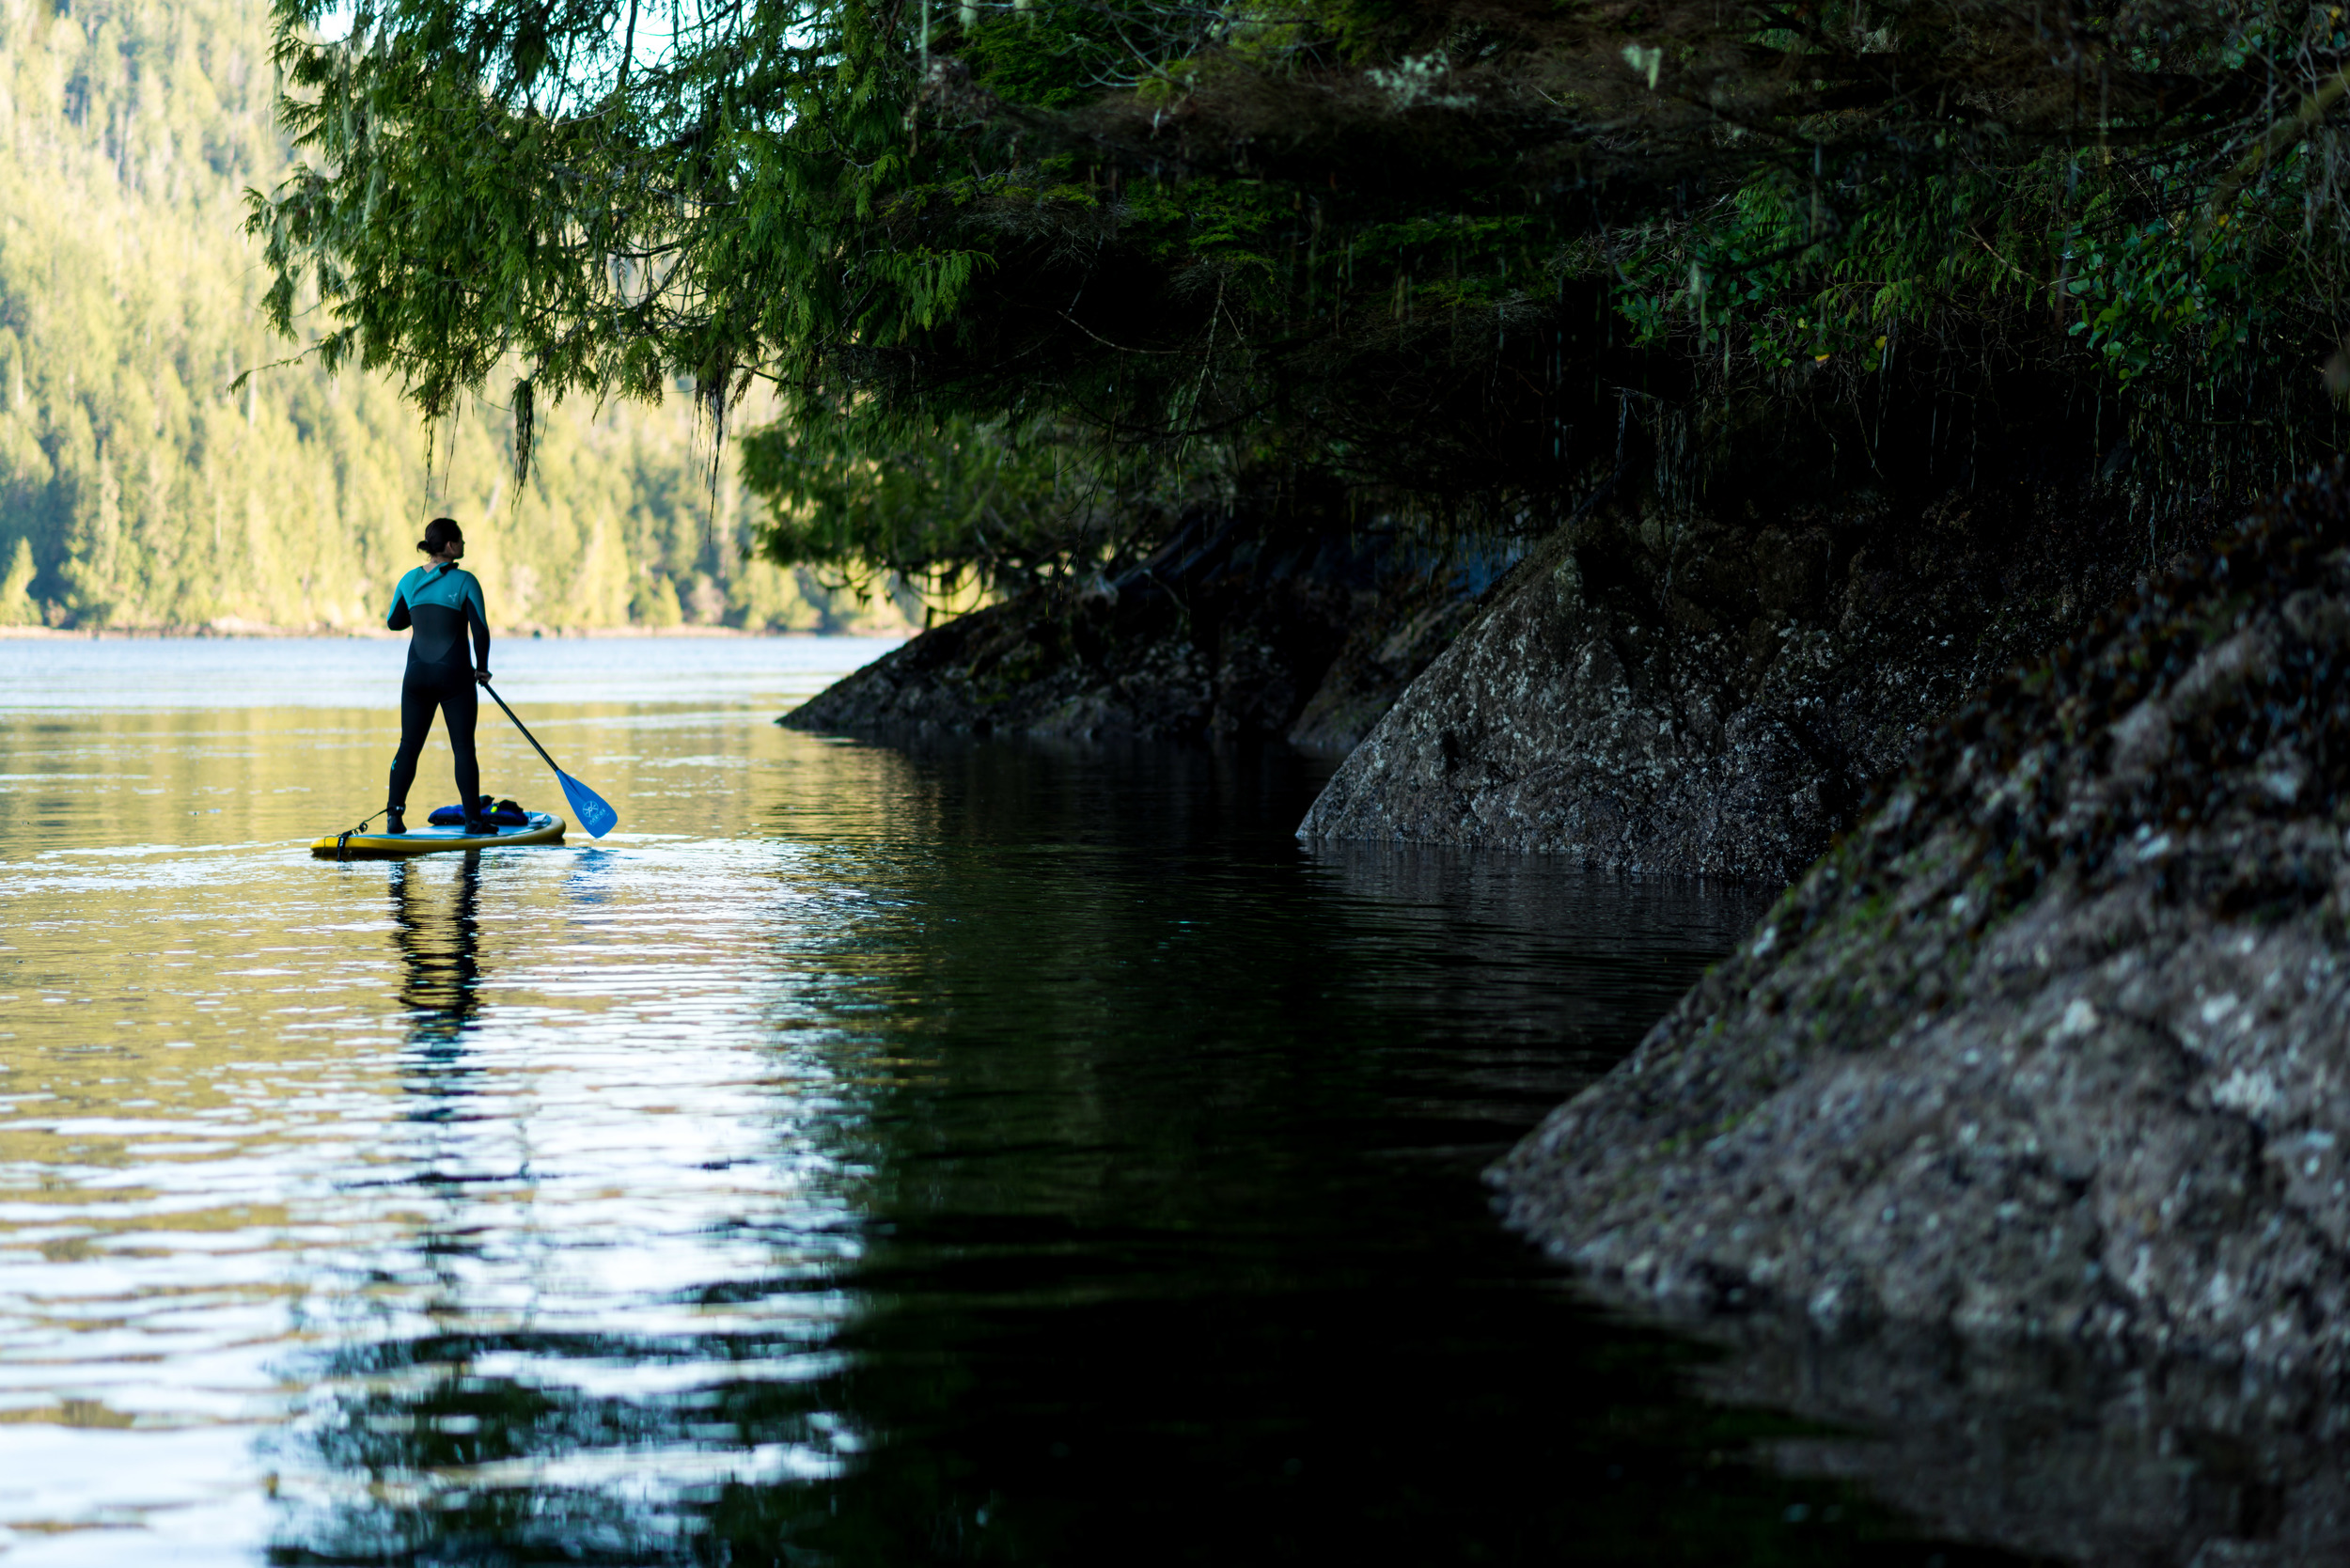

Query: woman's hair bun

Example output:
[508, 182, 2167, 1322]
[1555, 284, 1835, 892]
[417, 517, 463, 555]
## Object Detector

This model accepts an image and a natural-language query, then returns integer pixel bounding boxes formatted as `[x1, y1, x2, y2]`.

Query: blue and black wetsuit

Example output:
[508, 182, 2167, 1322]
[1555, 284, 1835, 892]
[385, 562, 490, 813]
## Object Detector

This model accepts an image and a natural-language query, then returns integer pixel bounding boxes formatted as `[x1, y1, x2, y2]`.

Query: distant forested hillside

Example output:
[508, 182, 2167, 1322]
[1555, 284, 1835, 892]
[0, 0, 906, 632]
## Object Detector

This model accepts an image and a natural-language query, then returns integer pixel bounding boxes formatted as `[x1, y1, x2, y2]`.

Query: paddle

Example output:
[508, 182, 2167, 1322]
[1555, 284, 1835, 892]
[481, 682, 619, 839]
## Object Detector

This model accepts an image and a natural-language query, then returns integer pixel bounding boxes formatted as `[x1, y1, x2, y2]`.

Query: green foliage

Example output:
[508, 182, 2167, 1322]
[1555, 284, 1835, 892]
[2066, 210, 2286, 387]
[251, 0, 977, 435]
[958, 0, 1151, 108]
[245, 0, 2350, 589]
[744, 411, 1138, 593]
[0, 538, 34, 625]
[1594, 120, 2349, 508]
[0, 0, 905, 631]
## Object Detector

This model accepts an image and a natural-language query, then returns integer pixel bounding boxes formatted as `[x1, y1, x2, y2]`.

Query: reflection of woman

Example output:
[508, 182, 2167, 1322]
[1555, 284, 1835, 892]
[384, 518, 493, 835]
[390, 855, 483, 1046]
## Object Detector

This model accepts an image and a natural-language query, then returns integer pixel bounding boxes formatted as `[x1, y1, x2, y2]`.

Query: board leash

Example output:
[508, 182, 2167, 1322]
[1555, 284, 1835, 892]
[336, 807, 388, 863]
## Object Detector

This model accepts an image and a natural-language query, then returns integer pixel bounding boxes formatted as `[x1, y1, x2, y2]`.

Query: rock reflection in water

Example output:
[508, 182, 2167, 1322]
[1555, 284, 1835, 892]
[1690, 1312, 2350, 1568]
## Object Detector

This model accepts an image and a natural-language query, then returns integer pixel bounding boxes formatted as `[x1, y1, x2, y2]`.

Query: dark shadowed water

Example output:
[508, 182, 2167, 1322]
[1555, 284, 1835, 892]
[0, 636, 2026, 1566]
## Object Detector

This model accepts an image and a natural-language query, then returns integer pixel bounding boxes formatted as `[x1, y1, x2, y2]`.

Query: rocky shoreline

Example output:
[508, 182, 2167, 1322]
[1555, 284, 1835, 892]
[775, 436, 2350, 1529]
[1493, 464, 2350, 1376]
[780, 516, 1500, 750]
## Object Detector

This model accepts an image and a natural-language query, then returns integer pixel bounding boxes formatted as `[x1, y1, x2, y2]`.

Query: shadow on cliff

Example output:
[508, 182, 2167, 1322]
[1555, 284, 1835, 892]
[780, 498, 1512, 753]
[1300, 416, 2234, 883]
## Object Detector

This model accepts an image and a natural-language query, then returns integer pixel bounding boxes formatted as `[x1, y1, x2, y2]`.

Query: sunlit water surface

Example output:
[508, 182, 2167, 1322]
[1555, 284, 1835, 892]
[0, 635, 2005, 1566]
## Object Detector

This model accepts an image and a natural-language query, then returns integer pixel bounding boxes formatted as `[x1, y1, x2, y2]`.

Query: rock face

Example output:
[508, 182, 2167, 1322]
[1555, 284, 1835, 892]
[780, 517, 1491, 748]
[1299, 489, 2177, 882]
[1493, 465, 2350, 1375]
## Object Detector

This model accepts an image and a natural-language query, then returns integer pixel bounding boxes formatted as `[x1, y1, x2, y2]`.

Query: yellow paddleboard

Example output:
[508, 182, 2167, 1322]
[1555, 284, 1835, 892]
[311, 811, 567, 859]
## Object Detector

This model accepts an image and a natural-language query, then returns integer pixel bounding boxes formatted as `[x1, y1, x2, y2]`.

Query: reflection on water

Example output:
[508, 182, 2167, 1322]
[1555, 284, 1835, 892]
[392, 857, 483, 1043]
[0, 639, 2029, 1566]
[1695, 1315, 2350, 1567]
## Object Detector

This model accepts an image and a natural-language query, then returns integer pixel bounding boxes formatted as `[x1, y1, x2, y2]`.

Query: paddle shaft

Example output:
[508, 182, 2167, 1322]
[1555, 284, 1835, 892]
[481, 680, 619, 838]
[482, 682, 567, 779]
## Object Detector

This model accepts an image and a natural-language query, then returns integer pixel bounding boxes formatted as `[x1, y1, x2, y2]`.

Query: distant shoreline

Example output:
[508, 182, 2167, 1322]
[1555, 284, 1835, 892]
[0, 624, 902, 641]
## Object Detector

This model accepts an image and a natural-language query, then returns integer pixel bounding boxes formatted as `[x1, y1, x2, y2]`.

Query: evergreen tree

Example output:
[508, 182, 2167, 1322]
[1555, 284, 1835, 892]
[0, 0, 913, 631]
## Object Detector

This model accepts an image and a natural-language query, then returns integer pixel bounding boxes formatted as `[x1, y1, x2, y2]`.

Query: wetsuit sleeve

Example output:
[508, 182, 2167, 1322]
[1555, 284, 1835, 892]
[385, 572, 412, 632]
[465, 575, 490, 671]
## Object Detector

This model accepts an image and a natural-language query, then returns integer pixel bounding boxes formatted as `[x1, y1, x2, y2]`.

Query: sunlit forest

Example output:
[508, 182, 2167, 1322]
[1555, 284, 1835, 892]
[0, 0, 911, 633]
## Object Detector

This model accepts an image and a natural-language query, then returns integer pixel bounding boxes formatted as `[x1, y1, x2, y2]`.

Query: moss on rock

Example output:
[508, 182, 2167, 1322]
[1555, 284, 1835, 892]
[1495, 463, 2350, 1373]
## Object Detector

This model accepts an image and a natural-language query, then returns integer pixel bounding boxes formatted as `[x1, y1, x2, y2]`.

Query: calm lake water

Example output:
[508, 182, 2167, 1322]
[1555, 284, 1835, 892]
[0, 635, 2007, 1566]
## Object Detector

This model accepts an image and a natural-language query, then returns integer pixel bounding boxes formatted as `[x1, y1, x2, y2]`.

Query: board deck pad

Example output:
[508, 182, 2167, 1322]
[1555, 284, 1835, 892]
[311, 811, 567, 859]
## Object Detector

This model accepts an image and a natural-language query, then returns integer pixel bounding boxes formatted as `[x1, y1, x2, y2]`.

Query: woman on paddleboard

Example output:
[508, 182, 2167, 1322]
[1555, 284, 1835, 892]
[384, 518, 491, 835]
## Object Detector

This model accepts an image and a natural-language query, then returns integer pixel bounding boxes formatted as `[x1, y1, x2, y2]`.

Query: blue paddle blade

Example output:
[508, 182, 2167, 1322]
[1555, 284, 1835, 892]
[559, 770, 619, 839]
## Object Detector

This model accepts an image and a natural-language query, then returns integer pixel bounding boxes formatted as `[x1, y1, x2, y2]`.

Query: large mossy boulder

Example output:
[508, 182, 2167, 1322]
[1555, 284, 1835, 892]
[1496, 465, 2350, 1373]
[1299, 485, 2172, 882]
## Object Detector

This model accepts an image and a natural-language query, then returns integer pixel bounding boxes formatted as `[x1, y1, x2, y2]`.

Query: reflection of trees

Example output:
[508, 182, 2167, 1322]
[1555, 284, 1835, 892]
[271, 1318, 842, 1565]
[273, 741, 2006, 1567]
[272, 855, 857, 1566]
[711, 1265, 1966, 1568]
